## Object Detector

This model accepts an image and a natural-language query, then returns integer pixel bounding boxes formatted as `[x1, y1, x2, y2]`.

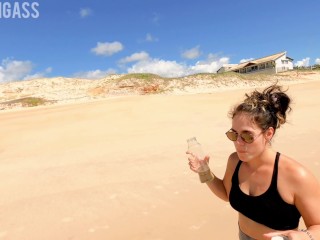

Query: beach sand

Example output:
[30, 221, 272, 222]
[0, 81, 320, 240]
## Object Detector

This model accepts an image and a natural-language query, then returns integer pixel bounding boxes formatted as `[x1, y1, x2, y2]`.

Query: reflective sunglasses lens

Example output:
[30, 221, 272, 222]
[226, 131, 238, 141]
[241, 133, 254, 143]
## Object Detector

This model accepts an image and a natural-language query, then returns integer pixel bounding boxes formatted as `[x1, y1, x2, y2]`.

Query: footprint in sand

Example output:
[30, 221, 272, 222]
[189, 220, 206, 230]
[88, 225, 110, 233]
[109, 194, 117, 199]
[142, 211, 149, 215]
[61, 217, 74, 223]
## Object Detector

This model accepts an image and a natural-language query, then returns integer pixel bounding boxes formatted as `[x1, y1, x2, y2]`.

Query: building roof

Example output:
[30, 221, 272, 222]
[228, 51, 291, 71]
[216, 64, 237, 73]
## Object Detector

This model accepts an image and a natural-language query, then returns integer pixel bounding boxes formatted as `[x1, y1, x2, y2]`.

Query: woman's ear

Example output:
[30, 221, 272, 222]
[265, 127, 275, 141]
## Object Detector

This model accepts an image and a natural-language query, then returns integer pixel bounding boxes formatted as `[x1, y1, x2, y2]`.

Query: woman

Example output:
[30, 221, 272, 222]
[187, 84, 320, 240]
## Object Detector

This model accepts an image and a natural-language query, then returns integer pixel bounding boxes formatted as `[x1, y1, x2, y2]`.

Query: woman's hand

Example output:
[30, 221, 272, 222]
[186, 151, 210, 173]
[264, 229, 311, 240]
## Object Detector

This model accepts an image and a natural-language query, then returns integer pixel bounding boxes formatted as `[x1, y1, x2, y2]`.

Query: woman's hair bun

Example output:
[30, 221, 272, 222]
[263, 84, 291, 126]
[231, 83, 292, 131]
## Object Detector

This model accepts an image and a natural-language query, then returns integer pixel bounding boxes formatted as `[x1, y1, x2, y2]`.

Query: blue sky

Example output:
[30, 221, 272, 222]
[0, 0, 319, 82]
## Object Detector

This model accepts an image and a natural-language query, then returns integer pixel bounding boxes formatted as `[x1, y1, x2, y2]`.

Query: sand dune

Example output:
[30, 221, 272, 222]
[1, 70, 319, 111]
[0, 77, 320, 239]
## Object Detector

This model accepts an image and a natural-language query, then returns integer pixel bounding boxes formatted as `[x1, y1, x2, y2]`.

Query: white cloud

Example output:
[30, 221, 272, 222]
[24, 67, 53, 80]
[128, 59, 187, 78]
[74, 69, 117, 79]
[240, 58, 254, 63]
[315, 58, 320, 65]
[0, 59, 52, 82]
[145, 33, 158, 42]
[80, 8, 92, 18]
[181, 46, 201, 59]
[190, 56, 229, 74]
[119, 51, 150, 64]
[219, 57, 230, 64]
[295, 57, 310, 67]
[127, 54, 229, 78]
[91, 41, 124, 56]
[0, 59, 33, 82]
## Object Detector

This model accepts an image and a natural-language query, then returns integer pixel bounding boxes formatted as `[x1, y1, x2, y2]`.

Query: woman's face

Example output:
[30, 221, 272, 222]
[231, 112, 268, 161]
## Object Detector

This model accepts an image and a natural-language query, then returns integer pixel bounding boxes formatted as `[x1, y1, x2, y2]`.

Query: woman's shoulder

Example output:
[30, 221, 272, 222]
[280, 153, 305, 171]
[279, 153, 317, 186]
[279, 153, 320, 215]
[226, 152, 240, 171]
[277, 153, 320, 204]
[229, 152, 239, 161]
[223, 152, 241, 195]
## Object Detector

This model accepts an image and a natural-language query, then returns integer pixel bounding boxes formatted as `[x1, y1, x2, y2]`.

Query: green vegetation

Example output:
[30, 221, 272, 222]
[195, 71, 273, 81]
[215, 71, 248, 79]
[118, 73, 163, 81]
[1, 97, 49, 107]
[20, 97, 47, 107]
[186, 73, 216, 78]
[293, 66, 320, 71]
[184, 71, 276, 81]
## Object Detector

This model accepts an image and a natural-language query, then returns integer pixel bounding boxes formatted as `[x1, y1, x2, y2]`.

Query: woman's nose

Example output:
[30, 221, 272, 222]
[235, 135, 245, 145]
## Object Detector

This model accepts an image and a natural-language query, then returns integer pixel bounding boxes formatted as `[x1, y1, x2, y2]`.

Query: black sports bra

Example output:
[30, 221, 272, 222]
[229, 152, 301, 230]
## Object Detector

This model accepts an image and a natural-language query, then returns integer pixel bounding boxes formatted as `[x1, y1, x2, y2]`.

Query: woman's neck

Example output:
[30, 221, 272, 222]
[245, 148, 276, 171]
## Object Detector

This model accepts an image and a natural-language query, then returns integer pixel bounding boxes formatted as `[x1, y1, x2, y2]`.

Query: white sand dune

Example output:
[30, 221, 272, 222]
[1, 70, 319, 110]
[0, 77, 320, 239]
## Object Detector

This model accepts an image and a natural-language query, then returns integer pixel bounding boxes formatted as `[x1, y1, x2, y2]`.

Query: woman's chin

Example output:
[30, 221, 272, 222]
[237, 151, 249, 159]
[237, 150, 247, 155]
[237, 151, 256, 161]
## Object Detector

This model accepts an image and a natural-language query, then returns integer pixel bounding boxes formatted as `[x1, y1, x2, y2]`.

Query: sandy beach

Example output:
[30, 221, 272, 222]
[1, 79, 320, 240]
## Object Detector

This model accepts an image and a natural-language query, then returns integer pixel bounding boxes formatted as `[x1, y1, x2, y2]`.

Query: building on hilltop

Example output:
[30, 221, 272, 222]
[217, 51, 294, 74]
[216, 64, 238, 73]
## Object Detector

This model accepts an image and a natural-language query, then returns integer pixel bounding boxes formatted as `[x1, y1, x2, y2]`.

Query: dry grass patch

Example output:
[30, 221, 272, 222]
[0, 97, 52, 108]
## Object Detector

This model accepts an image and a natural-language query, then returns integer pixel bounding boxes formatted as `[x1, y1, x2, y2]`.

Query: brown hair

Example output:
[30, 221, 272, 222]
[229, 84, 292, 132]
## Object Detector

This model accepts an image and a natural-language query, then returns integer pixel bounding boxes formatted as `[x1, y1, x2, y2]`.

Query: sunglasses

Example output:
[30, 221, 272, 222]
[225, 129, 257, 144]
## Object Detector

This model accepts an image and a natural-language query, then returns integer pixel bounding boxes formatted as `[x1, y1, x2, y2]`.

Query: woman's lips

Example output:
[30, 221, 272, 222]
[237, 150, 247, 154]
